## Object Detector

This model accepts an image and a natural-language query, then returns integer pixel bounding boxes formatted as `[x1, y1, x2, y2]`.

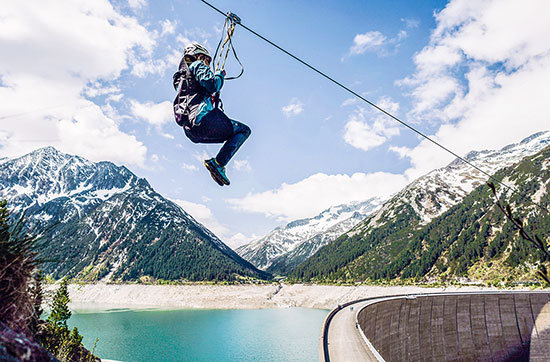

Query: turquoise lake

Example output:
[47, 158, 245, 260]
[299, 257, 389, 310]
[69, 307, 328, 362]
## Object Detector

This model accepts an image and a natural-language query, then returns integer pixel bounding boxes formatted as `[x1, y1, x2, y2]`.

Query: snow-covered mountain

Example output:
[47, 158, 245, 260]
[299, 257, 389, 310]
[0, 147, 267, 281]
[292, 133, 550, 282]
[354, 131, 550, 236]
[1, 146, 139, 222]
[236, 197, 385, 271]
[240, 130, 550, 275]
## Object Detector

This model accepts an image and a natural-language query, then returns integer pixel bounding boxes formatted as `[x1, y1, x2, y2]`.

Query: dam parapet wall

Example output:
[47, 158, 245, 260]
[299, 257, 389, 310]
[357, 292, 550, 361]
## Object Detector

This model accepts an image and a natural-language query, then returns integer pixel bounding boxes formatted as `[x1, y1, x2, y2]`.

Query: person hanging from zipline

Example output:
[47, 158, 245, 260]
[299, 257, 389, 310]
[172, 42, 250, 186]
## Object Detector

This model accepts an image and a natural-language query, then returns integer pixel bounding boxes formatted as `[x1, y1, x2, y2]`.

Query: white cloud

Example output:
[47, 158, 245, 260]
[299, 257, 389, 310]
[350, 31, 386, 55]
[173, 199, 229, 235]
[282, 98, 304, 118]
[160, 19, 176, 37]
[160, 132, 175, 140]
[193, 151, 211, 164]
[130, 47, 181, 78]
[174, 28, 212, 50]
[171, 198, 253, 248]
[347, 28, 411, 58]
[341, 98, 358, 107]
[176, 34, 192, 46]
[396, 0, 550, 178]
[0, 0, 155, 166]
[343, 117, 386, 151]
[130, 100, 173, 127]
[84, 82, 121, 98]
[128, 0, 147, 10]
[182, 163, 198, 172]
[107, 94, 124, 103]
[395, 30, 408, 42]
[343, 98, 401, 151]
[227, 172, 408, 221]
[233, 159, 251, 172]
[402, 18, 420, 29]
[227, 233, 257, 249]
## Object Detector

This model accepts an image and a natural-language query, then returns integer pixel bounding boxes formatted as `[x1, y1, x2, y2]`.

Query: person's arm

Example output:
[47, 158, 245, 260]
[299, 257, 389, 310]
[189, 60, 224, 93]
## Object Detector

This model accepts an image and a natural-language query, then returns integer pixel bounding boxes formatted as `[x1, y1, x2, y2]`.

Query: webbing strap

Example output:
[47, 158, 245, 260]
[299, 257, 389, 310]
[213, 12, 243, 80]
[215, 21, 235, 71]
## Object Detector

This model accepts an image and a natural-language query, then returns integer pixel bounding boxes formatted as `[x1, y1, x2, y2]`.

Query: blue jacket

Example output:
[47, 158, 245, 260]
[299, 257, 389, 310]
[189, 60, 225, 123]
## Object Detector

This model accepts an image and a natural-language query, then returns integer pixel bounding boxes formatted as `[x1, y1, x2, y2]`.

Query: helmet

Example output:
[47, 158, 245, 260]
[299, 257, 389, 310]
[183, 42, 211, 59]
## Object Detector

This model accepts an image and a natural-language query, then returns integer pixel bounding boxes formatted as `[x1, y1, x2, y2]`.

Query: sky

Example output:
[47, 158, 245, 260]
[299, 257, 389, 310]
[1, 0, 549, 249]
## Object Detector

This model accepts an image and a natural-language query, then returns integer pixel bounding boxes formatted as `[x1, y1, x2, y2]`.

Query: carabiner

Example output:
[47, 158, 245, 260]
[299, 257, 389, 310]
[226, 11, 241, 25]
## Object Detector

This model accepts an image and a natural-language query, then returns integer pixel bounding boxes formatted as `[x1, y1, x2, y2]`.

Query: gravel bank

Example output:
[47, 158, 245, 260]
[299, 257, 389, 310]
[62, 283, 507, 310]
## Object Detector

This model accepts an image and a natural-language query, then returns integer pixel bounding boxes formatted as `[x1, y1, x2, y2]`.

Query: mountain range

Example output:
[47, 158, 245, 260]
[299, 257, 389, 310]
[239, 131, 550, 278]
[291, 131, 550, 282]
[0, 147, 268, 282]
[1, 130, 548, 284]
[236, 198, 385, 274]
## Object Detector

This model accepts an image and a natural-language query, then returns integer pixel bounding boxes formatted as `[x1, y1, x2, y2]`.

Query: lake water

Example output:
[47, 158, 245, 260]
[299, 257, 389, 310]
[69, 307, 328, 362]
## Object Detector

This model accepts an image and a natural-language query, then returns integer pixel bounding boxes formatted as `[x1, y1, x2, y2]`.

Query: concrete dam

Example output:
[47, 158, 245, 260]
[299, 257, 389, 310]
[322, 292, 550, 361]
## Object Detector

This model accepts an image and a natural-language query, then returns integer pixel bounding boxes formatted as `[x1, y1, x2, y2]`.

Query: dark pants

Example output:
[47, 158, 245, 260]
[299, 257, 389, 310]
[184, 109, 251, 167]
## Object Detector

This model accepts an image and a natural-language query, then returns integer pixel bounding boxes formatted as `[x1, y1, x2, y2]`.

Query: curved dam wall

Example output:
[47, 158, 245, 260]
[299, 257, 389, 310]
[357, 292, 550, 361]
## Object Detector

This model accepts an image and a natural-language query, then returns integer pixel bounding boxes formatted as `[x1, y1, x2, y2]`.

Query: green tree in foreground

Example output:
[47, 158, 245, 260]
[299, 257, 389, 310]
[48, 278, 72, 328]
[40, 274, 99, 361]
[0, 199, 99, 361]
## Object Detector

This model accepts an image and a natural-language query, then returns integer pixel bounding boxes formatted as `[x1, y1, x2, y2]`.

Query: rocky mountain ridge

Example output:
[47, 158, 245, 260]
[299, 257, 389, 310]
[0, 147, 268, 281]
[236, 197, 385, 272]
[241, 131, 550, 276]
[291, 131, 550, 282]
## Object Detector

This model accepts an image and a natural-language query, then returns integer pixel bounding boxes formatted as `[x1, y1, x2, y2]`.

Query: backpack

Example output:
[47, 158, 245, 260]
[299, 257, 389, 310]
[172, 60, 208, 127]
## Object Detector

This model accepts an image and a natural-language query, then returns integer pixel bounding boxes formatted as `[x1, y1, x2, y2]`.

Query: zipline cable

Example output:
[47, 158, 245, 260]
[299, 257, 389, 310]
[199, 0, 549, 214]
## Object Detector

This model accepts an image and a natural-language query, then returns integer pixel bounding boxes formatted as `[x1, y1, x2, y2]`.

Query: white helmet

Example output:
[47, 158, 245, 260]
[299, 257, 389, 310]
[183, 42, 211, 59]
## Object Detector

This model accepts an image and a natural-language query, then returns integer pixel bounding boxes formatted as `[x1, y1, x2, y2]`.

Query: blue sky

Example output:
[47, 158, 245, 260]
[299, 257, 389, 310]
[1, 0, 549, 248]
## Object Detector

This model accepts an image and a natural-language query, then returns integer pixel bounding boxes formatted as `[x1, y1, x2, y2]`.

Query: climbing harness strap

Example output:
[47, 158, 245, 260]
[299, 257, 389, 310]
[213, 11, 244, 81]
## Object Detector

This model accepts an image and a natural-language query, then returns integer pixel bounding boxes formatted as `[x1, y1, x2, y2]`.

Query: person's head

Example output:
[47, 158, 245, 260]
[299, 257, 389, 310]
[183, 42, 212, 66]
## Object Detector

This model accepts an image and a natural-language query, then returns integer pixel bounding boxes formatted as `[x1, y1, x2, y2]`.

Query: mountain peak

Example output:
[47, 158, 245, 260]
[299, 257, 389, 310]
[0, 147, 267, 282]
[237, 196, 385, 271]
[28, 145, 66, 160]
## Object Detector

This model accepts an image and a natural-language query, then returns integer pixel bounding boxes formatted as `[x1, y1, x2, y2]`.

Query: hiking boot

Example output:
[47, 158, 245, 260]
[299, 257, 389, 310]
[204, 158, 230, 186]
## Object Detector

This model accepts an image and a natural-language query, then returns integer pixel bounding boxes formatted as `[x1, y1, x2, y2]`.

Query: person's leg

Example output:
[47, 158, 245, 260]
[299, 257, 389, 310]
[187, 109, 250, 185]
[186, 109, 233, 144]
[187, 109, 251, 166]
[215, 120, 251, 167]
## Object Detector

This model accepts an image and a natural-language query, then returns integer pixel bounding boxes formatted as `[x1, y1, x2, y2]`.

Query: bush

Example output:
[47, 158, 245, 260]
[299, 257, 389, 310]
[0, 199, 38, 332]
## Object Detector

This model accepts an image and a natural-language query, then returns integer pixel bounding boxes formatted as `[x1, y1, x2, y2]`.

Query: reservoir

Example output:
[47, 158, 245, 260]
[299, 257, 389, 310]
[69, 307, 328, 362]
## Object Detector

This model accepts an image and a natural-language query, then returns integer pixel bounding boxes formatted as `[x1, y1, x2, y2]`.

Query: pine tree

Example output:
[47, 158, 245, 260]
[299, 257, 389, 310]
[48, 277, 72, 328]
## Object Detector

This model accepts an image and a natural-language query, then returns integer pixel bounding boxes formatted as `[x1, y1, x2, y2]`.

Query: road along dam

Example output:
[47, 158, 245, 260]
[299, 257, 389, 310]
[322, 291, 550, 362]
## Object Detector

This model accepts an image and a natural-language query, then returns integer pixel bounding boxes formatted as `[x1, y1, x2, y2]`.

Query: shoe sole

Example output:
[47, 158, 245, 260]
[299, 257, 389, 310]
[204, 161, 227, 186]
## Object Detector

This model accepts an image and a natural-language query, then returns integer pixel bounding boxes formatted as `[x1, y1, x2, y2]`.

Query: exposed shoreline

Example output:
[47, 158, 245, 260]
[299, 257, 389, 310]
[59, 283, 526, 311]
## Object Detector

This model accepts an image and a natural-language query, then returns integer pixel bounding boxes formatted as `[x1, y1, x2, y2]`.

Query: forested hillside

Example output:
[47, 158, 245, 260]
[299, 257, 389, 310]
[0, 147, 269, 282]
[291, 145, 550, 284]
